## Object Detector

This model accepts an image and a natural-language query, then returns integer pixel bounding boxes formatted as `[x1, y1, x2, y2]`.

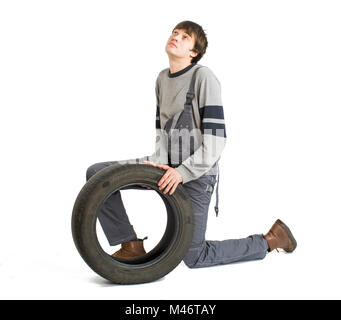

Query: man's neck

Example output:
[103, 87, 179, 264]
[169, 59, 193, 74]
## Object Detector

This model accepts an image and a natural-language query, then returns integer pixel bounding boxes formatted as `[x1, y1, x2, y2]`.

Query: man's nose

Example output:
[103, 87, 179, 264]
[172, 34, 181, 42]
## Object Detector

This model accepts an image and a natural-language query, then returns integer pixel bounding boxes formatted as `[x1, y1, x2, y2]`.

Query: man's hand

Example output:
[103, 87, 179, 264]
[143, 160, 183, 195]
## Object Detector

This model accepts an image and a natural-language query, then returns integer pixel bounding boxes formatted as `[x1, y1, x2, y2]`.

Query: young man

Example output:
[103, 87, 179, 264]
[86, 21, 297, 268]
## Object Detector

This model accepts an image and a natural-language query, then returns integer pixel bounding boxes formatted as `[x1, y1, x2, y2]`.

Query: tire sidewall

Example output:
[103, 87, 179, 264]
[72, 163, 194, 284]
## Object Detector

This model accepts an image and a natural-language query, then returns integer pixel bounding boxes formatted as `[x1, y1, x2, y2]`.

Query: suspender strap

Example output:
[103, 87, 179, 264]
[185, 66, 204, 107]
[168, 65, 203, 167]
[214, 165, 220, 217]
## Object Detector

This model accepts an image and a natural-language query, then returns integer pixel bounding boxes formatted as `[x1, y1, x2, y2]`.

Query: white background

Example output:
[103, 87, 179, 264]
[0, 0, 340, 300]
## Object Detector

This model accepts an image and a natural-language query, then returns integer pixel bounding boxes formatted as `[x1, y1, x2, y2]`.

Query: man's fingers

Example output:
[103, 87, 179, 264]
[163, 179, 176, 194]
[159, 177, 173, 191]
[143, 160, 156, 166]
[169, 181, 179, 195]
[144, 161, 169, 171]
[158, 170, 173, 189]
[155, 164, 170, 170]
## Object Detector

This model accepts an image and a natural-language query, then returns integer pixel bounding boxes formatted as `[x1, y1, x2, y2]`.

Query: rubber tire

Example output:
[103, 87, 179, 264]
[71, 163, 194, 284]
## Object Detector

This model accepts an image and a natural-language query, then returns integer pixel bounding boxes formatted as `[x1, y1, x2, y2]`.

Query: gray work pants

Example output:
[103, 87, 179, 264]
[86, 161, 269, 268]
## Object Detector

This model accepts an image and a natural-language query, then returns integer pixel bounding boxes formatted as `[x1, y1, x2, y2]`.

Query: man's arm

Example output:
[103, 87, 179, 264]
[175, 68, 227, 183]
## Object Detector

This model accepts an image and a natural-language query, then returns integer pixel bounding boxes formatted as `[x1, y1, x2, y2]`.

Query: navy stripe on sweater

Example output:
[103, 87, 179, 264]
[201, 122, 226, 137]
[156, 119, 161, 129]
[156, 106, 161, 129]
[199, 105, 225, 121]
[200, 105, 226, 137]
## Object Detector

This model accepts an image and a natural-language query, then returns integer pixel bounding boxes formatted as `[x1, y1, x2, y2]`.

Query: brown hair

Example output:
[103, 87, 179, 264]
[172, 20, 208, 64]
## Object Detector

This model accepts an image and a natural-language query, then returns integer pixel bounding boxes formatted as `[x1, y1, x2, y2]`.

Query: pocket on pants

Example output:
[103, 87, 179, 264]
[201, 174, 216, 194]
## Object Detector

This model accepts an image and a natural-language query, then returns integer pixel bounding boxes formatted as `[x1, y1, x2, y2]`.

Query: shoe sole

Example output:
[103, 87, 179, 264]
[275, 219, 297, 252]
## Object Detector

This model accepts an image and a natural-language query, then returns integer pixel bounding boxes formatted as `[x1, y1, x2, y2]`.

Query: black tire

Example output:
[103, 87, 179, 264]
[71, 163, 194, 284]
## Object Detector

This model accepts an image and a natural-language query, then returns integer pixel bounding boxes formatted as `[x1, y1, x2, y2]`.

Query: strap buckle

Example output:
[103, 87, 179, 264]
[186, 92, 195, 104]
[186, 92, 195, 100]
[214, 206, 219, 217]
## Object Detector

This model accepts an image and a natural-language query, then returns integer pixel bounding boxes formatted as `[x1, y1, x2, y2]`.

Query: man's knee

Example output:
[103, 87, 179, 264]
[183, 257, 198, 269]
[86, 161, 120, 181]
[86, 164, 100, 181]
[183, 248, 202, 269]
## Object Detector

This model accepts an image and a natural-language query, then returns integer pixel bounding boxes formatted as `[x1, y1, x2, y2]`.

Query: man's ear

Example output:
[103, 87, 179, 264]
[190, 50, 198, 58]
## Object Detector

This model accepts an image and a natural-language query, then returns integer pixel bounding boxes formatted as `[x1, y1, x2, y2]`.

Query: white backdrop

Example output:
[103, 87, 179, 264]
[1, 0, 340, 299]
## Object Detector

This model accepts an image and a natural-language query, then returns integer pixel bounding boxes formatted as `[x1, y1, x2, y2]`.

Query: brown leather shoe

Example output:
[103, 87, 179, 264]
[111, 236, 148, 259]
[263, 219, 297, 253]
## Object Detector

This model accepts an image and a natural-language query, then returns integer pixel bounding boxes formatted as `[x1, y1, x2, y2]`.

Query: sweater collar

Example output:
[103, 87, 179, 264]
[168, 62, 197, 78]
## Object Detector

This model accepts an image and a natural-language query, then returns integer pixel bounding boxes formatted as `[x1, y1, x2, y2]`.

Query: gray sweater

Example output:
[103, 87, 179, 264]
[145, 62, 227, 184]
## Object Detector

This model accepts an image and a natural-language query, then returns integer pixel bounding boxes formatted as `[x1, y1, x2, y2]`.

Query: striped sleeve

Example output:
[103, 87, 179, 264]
[200, 105, 226, 137]
[175, 69, 227, 183]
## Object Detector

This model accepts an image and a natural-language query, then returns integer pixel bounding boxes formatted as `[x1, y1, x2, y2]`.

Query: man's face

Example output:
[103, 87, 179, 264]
[165, 28, 198, 62]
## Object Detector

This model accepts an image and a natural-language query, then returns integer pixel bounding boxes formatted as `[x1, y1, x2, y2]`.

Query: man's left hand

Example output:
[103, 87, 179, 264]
[143, 160, 183, 195]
